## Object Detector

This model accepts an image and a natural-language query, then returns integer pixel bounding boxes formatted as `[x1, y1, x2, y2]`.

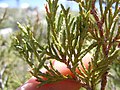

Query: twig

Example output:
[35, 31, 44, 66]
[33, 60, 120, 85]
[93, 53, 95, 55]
[0, 65, 7, 90]
[101, 71, 108, 90]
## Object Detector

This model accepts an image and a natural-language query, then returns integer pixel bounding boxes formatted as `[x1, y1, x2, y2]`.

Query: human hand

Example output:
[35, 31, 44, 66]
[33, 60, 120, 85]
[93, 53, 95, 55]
[16, 77, 81, 90]
[17, 54, 92, 90]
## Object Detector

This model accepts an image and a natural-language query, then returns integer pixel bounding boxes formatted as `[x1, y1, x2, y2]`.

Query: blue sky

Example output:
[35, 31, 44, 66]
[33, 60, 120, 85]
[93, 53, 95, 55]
[0, 0, 47, 8]
[0, 0, 79, 10]
[0, 0, 107, 11]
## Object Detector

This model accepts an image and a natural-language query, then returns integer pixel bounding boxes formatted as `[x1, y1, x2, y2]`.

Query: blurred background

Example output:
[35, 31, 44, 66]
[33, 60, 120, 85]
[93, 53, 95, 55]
[0, 0, 119, 90]
[0, 0, 79, 36]
[0, 0, 79, 90]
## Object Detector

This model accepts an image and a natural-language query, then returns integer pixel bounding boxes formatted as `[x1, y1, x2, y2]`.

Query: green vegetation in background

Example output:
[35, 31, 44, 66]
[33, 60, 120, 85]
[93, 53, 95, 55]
[0, 8, 47, 90]
[0, 0, 119, 90]
[14, 0, 120, 90]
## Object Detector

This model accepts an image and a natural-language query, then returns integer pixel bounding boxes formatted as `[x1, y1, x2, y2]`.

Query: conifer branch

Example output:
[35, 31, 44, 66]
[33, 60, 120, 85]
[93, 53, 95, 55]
[14, 0, 120, 90]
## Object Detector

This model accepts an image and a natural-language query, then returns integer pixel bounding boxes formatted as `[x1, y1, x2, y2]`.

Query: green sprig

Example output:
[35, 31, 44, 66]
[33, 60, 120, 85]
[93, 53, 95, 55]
[14, 0, 120, 90]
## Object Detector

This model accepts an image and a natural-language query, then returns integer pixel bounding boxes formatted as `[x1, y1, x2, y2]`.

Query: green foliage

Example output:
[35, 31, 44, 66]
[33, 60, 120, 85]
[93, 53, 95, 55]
[14, 0, 120, 90]
[0, 8, 46, 90]
[106, 62, 120, 90]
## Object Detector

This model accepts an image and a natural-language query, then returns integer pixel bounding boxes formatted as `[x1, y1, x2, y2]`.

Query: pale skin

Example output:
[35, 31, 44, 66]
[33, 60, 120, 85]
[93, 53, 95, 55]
[17, 54, 92, 90]
[16, 77, 81, 90]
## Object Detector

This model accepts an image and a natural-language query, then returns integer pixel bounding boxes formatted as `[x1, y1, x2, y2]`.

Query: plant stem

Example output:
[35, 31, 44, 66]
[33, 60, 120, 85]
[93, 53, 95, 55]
[101, 71, 108, 90]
